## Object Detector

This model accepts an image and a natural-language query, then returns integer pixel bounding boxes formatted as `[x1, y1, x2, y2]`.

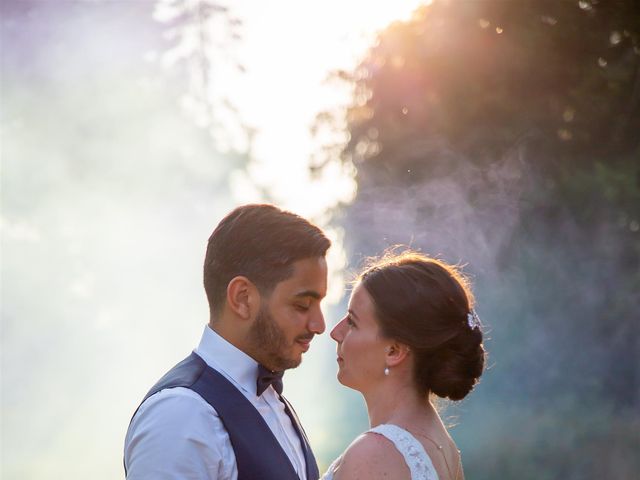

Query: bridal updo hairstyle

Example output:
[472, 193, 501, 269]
[359, 250, 485, 401]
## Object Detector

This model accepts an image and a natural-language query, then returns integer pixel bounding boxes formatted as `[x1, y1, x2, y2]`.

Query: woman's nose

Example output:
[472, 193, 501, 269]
[330, 318, 345, 342]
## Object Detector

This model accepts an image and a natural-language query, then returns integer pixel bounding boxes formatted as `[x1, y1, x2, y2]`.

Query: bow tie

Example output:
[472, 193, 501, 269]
[256, 365, 284, 396]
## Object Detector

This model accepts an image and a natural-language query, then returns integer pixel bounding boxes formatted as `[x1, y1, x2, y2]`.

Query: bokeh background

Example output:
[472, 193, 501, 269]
[2, 1, 639, 479]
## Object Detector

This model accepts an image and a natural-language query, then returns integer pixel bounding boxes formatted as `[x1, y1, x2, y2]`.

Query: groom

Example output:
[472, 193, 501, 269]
[124, 204, 330, 479]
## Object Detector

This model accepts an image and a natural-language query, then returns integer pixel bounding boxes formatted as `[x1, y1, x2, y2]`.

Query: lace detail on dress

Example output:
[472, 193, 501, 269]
[320, 424, 439, 480]
[320, 455, 341, 480]
[369, 424, 439, 480]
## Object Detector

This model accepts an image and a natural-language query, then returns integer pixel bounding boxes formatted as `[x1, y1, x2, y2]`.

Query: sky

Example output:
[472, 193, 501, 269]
[1, 0, 428, 478]
[153, 0, 428, 215]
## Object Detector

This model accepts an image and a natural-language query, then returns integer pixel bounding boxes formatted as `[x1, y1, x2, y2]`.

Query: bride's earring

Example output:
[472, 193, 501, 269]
[384, 346, 391, 376]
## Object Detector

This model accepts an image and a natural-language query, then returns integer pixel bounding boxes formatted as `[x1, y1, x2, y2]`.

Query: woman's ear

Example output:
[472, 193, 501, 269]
[226, 276, 260, 320]
[385, 343, 411, 368]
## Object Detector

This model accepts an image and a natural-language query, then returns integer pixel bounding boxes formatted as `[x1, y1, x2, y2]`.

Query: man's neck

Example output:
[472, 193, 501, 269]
[208, 319, 250, 356]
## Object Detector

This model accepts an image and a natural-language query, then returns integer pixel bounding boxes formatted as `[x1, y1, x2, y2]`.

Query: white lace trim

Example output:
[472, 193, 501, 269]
[320, 424, 439, 480]
[369, 424, 439, 480]
[320, 456, 341, 480]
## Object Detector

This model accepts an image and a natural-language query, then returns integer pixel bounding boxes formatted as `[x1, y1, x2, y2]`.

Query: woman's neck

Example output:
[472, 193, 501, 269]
[363, 380, 436, 428]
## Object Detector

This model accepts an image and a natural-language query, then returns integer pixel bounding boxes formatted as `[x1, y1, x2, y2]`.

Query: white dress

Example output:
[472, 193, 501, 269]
[321, 424, 439, 480]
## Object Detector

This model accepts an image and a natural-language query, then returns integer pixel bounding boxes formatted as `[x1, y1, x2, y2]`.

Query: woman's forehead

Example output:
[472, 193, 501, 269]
[349, 284, 375, 316]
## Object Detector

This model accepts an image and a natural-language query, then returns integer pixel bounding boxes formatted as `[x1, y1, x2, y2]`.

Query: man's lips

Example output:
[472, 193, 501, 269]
[296, 335, 314, 351]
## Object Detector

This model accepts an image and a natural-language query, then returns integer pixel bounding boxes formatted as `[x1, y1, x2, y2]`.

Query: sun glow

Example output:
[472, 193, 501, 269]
[209, 1, 431, 454]
[215, 0, 430, 218]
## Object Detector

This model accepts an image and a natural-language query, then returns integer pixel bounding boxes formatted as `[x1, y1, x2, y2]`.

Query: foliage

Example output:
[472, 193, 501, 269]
[153, 0, 247, 151]
[343, 0, 639, 173]
[331, 1, 640, 477]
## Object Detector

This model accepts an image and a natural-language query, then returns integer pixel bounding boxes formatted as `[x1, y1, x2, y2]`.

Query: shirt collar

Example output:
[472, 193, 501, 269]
[195, 324, 260, 396]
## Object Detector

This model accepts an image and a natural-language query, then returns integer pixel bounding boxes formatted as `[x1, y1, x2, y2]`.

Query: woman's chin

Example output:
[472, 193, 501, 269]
[336, 370, 355, 390]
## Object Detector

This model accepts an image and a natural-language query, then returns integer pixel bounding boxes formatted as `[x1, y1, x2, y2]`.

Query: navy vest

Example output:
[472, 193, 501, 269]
[126, 352, 319, 480]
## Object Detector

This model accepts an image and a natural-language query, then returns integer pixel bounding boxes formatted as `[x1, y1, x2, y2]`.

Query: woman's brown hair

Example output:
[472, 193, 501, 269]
[359, 250, 485, 400]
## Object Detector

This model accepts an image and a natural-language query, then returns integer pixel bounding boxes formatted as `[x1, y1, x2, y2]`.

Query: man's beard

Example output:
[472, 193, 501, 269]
[247, 306, 301, 371]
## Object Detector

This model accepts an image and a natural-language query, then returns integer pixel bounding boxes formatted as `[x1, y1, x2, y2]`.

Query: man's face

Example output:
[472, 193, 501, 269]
[247, 256, 328, 371]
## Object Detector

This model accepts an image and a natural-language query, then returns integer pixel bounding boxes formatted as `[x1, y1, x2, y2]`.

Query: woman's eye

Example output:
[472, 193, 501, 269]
[346, 316, 356, 327]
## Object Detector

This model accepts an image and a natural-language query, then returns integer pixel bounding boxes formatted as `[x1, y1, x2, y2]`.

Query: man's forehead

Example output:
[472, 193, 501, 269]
[279, 257, 327, 297]
[289, 257, 327, 276]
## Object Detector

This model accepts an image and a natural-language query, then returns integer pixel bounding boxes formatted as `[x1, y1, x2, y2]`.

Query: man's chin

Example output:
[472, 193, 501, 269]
[262, 351, 302, 372]
[287, 357, 303, 370]
[277, 353, 302, 371]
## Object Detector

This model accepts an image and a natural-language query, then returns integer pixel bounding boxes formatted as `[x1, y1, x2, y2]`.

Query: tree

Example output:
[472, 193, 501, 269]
[329, 1, 640, 477]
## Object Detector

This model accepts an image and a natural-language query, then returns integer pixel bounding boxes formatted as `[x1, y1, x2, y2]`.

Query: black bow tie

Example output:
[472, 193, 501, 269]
[256, 365, 284, 396]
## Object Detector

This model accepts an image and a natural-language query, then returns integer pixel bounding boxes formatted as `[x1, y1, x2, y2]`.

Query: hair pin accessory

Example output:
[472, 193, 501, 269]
[467, 310, 481, 330]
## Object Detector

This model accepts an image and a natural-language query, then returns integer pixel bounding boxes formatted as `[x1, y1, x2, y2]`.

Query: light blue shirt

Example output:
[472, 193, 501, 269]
[124, 325, 307, 479]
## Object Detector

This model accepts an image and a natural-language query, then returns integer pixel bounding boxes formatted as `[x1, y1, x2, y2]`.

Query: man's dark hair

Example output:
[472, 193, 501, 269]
[204, 204, 331, 317]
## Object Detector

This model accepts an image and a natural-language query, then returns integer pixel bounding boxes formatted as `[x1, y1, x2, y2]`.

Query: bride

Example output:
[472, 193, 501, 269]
[322, 250, 485, 480]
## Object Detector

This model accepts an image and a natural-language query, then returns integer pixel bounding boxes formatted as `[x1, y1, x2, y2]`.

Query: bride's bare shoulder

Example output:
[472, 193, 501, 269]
[332, 431, 410, 480]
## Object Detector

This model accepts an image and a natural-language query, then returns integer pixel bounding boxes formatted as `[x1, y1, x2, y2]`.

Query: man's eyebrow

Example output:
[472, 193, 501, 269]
[293, 290, 323, 300]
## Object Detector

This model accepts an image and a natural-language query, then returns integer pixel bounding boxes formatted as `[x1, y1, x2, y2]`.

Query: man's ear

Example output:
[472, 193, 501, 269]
[385, 342, 411, 368]
[226, 276, 260, 320]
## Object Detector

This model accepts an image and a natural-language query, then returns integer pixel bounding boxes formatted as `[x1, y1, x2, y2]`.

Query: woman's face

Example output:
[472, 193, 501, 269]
[330, 283, 389, 392]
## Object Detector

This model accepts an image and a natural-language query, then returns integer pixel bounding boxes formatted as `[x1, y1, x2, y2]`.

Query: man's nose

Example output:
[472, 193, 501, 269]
[309, 308, 326, 335]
